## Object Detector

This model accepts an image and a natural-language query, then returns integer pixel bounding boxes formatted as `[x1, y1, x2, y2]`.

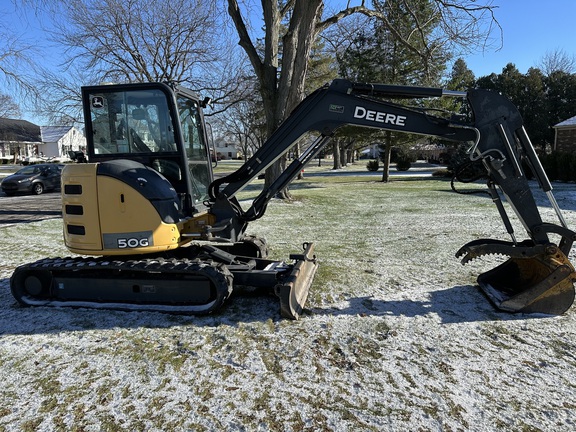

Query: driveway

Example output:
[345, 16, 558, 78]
[0, 192, 62, 225]
[0, 164, 62, 225]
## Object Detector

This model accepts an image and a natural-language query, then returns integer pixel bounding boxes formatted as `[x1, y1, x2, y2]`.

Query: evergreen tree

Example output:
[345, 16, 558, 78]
[521, 67, 548, 148]
[446, 58, 475, 91]
[475, 64, 576, 151]
[444, 58, 475, 117]
[336, 0, 450, 181]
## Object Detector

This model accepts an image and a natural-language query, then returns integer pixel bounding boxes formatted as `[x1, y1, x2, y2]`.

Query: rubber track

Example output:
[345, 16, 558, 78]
[18, 255, 229, 275]
[11, 256, 234, 313]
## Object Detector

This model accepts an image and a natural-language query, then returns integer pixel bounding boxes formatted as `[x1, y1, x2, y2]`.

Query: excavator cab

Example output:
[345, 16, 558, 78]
[83, 82, 212, 213]
[58, 83, 223, 256]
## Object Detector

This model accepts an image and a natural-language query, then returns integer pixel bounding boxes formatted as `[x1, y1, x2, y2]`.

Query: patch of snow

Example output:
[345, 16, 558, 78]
[1, 178, 576, 430]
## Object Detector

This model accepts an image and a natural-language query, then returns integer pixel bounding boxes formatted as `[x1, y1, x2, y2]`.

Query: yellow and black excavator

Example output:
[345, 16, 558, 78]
[10, 79, 576, 318]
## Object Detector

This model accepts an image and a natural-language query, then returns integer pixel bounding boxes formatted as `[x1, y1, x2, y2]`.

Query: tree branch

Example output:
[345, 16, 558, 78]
[227, 0, 264, 80]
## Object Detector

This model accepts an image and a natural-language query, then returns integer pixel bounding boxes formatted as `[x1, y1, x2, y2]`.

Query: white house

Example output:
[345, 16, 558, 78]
[0, 118, 86, 162]
[214, 137, 240, 160]
[0, 118, 41, 161]
[40, 126, 86, 158]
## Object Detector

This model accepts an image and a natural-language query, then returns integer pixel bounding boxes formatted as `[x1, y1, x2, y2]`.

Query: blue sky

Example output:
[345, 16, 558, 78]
[463, 0, 576, 77]
[3, 0, 575, 80]
[6, 0, 576, 75]
[2, 0, 576, 123]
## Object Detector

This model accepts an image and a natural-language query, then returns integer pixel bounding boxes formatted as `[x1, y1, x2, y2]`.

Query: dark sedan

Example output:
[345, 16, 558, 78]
[1, 164, 64, 196]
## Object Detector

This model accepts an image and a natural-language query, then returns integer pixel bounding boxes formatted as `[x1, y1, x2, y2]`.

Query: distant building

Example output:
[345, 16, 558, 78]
[411, 142, 450, 163]
[40, 126, 86, 158]
[0, 118, 85, 162]
[359, 144, 380, 159]
[214, 137, 240, 160]
[359, 140, 451, 163]
[553, 115, 576, 152]
[0, 118, 41, 161]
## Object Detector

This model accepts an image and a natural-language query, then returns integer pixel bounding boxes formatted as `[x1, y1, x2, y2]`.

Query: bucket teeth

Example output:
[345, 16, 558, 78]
[456, 239, 543, 264]
[458, 240, 576, 315]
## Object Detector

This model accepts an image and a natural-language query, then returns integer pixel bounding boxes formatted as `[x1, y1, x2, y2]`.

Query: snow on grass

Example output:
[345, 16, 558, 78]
[2, 174, 576, 431]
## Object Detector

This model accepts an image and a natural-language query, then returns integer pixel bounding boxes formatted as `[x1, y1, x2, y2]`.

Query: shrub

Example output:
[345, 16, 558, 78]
[390, 147, 416, 172]
[395, 152, 413, 171]
[366, 160, 379, 171]
[396, 159, 411, 171]
[432, 168, 451, 177]
[540, 151, 576, 182]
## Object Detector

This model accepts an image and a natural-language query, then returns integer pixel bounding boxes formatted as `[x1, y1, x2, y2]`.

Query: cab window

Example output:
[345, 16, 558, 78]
[177, 96, 211, 204]
[88, 89, 177, 155]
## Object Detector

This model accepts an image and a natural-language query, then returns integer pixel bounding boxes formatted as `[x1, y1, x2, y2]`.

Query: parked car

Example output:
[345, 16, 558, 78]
[1, 164, 64, 196]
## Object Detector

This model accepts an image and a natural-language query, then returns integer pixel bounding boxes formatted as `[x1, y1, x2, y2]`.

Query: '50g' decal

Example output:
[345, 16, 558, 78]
[102, 231, 154, 249]
[118, 237, 150, 248]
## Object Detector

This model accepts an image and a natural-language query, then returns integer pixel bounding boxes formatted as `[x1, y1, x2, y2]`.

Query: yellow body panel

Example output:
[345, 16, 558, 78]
[62, 164, 103, 251]
[62, 163, 215, 256]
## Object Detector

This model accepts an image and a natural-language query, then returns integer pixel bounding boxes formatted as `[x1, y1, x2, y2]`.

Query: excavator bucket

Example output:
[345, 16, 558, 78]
[459, 242, 576, 315]
[275, 242, 318, 319]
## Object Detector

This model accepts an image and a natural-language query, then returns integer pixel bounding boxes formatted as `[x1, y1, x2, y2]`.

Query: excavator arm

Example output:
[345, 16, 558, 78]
[209, 79, 576, 315]
[209, 79, 476, 232]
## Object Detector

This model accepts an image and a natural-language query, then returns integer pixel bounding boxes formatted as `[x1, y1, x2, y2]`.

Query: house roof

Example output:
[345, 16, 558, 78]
[41, 126, 73, 143]
[554, 115, 576, 129]
[0, 118, 41, 143]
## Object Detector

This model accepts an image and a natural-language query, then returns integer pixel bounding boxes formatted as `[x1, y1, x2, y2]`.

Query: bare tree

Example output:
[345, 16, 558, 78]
[215, 85, 267, 161]
[538, 49, 576, 75]
[32, 67, 88, 124]
[49, 0, 247, 110]
[227, 0, 501, 198]
[55, 0, 218, 83]
[0, 22, 38, 95]
[0, 93, 21, 118]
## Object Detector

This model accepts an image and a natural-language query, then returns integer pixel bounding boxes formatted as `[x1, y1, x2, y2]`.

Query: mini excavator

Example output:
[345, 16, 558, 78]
[10, 79, 576, 318]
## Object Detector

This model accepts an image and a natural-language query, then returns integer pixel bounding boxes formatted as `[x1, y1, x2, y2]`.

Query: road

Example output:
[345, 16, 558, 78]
[0, 192, 62, 225]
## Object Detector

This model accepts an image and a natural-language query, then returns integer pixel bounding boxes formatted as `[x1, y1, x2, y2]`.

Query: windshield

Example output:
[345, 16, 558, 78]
[88, 89, 177, 155]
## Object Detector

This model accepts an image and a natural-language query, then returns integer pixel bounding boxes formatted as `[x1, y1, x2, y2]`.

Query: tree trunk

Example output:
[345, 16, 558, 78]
[265, 0, 323, 197]
[265, 155, 291, 199]
[332, 140, 341, 169]
[381, 131, 392, 182]
[228, 0, 324, 200]
[295, 142, 304, 179]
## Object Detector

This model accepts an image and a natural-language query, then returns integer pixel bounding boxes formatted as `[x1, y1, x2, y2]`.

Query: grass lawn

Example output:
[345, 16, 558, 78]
[1, 166, 576, 431]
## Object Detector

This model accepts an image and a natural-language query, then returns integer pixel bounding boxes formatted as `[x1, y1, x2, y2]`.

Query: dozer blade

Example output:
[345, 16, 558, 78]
[275, 242, 318, 319]
[459, 243, 576, 315]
